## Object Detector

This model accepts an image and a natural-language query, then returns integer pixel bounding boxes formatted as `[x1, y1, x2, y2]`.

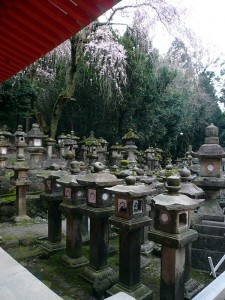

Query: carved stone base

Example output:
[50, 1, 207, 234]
[184, 278, 204, 300]
[107, 282, 153, 300]
[40, 241, 65, 253]
[80, 265, 115, 284]
[61, 254, 89, 269]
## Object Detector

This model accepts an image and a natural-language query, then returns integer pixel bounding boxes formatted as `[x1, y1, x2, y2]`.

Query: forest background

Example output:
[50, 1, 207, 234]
[1, 0, 225, 159]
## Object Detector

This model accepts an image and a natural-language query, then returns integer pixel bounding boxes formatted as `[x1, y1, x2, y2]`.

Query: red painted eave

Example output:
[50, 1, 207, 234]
[0, 0, 120, 83]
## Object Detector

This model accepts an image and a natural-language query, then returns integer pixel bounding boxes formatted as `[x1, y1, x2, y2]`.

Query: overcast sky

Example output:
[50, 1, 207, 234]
[153, 0, 225, 57]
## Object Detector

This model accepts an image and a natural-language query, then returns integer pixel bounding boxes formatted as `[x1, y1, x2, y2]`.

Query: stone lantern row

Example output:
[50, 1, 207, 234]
[4, 122, 225, 299]
[37, 159, 206, 300]
[1, 124, 171, 173]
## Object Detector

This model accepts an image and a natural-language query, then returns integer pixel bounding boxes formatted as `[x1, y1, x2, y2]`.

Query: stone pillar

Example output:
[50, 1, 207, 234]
[57, 173, 89, 268]
[149, 176, 204, 300]
[192, 123, 225, 271]
[37, 168, 68, 252]
[44, 138, 56, 159]
[77, 162, 122, 285]
[7, 154, 31, 222]
[105, 176, 155, 300]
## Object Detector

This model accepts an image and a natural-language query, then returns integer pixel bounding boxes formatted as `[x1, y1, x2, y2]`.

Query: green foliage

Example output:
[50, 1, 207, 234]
[0, 75, 38, 130]
[0, 27, 222, 158]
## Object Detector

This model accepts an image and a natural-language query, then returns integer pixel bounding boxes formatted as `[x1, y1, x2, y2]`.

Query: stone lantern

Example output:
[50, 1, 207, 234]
[105, 176, 155, 300]
[193, 124, 225, 220]
[85, 131, 100, 166]
[97, 137, 108, 165]
[14, 125, 27, 157]
[6, 154, 31, 222]
[191, 123, 225, 271]
[57, 173, 89, 268]
[62, 134, 75, 168]
[145, 147, 155, 170]
[57, 133, 67, 158]
[0, 125, 13, 144]
[70, 130, 79, 157]
[27, 123, 48, 168]
[37, 167, 68, 253]
[0, 135, 10, 175]
[44, 137, 56, 159]
[78, 136, 87, 163]
[149, 176, 204, 300]
[122, 128, 139, 167]
[110, 142, 124, 167]
[76, 162, 122, 284]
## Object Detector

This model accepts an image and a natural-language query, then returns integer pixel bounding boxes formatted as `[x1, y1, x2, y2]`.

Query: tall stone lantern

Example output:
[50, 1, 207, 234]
[27, 123, 48, 168]
[6, 154, 31, 222]
[85, 131, 100, 166]
[149, 176, 204, 300]
[110, 142, 124, 167]
[122, 128, 139, 167]
[193, 123, 225, 221]
[97, 137, 108, 165]
[105, 176, 155, 300]
[192, 123, 225, 271]
[14, 125, 27, 157]
[76, 162, 122, 284]
[0, 135, 10, 175]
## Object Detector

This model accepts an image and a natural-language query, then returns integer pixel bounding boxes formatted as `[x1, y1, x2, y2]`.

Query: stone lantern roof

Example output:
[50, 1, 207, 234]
[153, 176, 204, 211]
[27, 123, 47, 139]
[98, 137, 108, 146]
[179, 167, 204, 198]
[106, 176, 155, 197]
[14, 125, 27, 138]
[110, 142, 124, 150]
[195, 123, 225, 158]
[85, 131, 100, 146]
[70, 131, 80, 141]
[37, 169, 68, 180]
[122, 128, 139, 141]
[76, 162, 122, 187]
[0, 135, 10, 148]
[0, 125, 13, 140]
[56, 173, 83, 187]
[145, 147, 155, 154]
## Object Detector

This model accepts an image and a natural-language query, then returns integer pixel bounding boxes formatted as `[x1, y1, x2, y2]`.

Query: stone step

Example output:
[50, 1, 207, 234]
[0, 247, 62, 300]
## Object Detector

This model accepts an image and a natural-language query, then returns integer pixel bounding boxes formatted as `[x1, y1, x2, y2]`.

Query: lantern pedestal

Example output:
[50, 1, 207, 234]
[37, 169, 68, 253]
[107, 216, 153, 300]
[80, 206, 115, 283]
[40, 193, 65, 253]
[56, 173, 89, 269]
[14, 181, 31, 222]
[60, 204, 89, 268]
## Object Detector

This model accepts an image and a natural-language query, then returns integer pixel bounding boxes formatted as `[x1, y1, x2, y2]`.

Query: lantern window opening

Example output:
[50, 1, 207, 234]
[179, 211, 188, 229]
